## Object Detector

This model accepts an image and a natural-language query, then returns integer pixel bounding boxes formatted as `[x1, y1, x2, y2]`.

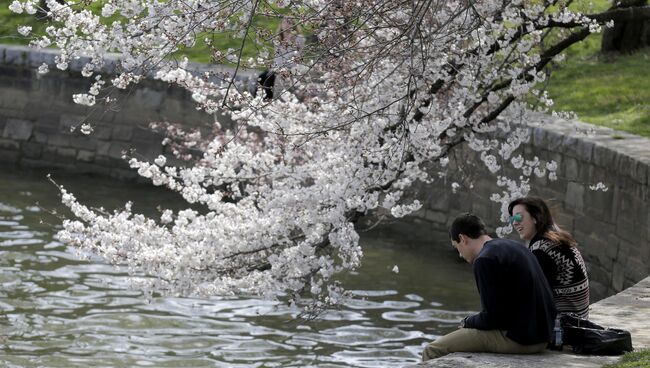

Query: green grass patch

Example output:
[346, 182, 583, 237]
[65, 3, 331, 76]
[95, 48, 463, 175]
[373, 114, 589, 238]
[539, 0, 650, 139]
[0, 3, 280, 65]
[544, 47, 650, 138]
[603, 349, 650, 368]
[2, 1, 649, 137]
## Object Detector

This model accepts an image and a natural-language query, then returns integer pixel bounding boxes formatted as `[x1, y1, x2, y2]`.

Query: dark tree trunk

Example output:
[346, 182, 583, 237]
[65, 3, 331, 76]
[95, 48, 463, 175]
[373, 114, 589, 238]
[602, 1, 650, 53]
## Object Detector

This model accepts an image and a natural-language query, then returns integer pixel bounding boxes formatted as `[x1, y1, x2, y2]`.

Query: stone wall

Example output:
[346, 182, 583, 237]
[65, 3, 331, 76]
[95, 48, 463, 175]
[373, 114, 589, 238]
[0, 44, 251, 180]
[407, 116, 650, 302]
[2, 44, 649, 303]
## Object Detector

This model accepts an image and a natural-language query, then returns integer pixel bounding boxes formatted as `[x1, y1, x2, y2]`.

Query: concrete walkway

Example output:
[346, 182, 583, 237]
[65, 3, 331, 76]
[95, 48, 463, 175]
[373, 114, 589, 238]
[404, 276, 650, 367]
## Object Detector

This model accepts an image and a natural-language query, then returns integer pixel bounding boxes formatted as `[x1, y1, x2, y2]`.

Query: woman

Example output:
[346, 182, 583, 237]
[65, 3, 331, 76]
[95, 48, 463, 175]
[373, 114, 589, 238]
[508, 197, 589, 318]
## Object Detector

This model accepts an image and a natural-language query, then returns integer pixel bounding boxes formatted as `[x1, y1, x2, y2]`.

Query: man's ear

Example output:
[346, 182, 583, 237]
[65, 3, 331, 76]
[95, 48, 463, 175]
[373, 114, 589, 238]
[458, 234, 467, 245]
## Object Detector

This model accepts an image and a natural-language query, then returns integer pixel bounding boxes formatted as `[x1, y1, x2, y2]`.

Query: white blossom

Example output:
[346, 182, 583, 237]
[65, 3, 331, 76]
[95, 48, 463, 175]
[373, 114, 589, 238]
[72, 94, 96, 106]
[13, 0, 605, 310]
[37, 63, 49, 75]
[589, 182, 608, 192]
[154, 155, 167, 167]
[9, 1, 23, 13]
[80, 123, 93, 135]
[17, 25, 31, 36]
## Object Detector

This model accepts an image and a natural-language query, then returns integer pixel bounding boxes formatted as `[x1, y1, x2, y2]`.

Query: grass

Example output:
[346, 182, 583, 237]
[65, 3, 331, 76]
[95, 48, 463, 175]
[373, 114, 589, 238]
[603, 349, 650, 368]
[544, 48, 650, 137]
[541, 0, 650, 138]
[0, 4, 280, 64]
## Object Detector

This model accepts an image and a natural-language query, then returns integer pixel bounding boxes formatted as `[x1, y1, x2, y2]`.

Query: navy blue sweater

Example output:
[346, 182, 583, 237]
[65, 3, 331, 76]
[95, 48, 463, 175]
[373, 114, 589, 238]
[464, 238, 557, 345]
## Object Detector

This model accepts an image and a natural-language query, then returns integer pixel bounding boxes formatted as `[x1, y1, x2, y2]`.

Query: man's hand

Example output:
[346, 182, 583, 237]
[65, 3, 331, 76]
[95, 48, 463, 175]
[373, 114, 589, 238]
[459, 316, 468, 329]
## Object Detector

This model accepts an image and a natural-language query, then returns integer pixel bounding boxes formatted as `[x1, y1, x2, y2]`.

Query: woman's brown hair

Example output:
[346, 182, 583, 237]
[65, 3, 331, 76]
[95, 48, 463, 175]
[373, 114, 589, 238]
[508, 197, 577, 247]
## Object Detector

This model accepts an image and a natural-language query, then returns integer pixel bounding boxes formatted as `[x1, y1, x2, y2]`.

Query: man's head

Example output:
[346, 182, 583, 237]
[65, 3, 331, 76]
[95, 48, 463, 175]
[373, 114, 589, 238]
[449, 213, 489, 263]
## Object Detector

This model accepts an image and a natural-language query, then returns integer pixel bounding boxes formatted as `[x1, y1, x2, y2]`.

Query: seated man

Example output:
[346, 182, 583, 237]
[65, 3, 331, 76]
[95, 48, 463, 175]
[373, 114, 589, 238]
[422, 213, 557, 360]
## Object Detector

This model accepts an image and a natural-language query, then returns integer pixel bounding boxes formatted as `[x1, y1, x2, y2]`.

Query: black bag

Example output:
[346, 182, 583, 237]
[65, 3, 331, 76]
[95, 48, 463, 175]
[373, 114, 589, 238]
[560, 313, 633, 355]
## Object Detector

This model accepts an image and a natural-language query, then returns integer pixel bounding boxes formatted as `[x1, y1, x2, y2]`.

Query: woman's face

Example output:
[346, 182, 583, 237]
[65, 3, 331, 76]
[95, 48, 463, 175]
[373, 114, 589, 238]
[511, 204, 537, 241]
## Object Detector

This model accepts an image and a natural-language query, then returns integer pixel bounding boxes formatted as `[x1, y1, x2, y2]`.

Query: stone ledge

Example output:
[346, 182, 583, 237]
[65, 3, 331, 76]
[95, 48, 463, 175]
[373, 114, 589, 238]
[0, 44, 256, 81]
[404, 275, 650, 367]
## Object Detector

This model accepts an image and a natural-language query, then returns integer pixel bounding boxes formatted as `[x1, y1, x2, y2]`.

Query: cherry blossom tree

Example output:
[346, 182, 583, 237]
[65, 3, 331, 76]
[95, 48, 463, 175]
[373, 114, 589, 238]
[9, 0, 622, 311]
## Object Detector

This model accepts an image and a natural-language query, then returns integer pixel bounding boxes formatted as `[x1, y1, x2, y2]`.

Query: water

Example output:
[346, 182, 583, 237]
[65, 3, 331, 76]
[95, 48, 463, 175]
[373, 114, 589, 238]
[0, 168, 479, 367]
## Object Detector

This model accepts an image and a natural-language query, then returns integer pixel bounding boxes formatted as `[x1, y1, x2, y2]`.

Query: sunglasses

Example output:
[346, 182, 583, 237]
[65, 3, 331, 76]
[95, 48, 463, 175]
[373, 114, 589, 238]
[508, 213, 523, 224]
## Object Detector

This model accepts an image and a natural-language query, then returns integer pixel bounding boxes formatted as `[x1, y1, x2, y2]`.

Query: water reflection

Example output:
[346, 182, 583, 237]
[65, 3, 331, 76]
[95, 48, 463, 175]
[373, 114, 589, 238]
[0, 168, 478, 367]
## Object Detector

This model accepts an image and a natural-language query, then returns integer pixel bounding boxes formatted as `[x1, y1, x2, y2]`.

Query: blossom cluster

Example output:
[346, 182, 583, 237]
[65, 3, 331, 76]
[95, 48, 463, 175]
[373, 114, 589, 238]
[12, 0, 604, 307]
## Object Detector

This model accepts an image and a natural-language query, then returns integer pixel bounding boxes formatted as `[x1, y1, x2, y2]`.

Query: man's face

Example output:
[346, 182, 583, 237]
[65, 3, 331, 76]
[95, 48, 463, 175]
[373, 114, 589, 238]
[451, 235, 469, 263]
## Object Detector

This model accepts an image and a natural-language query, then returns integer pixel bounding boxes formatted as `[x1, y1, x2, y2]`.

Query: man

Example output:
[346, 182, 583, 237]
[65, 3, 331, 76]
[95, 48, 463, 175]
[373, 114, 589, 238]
[422, 213, 557, 360]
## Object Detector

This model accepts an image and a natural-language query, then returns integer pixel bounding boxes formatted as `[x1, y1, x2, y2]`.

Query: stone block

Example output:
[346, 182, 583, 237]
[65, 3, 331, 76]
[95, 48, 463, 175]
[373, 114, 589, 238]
[112, 125, 133, 141]
[586, 264, 611, 291]
[611, 262, 625, 291]
[589, 281, 608, 303]
[532, 127, 545, 147]
[20, 157, 76, 171]
[69, 136, 97, 151]
[616, 154, 636, 180]
[564, 182, 584, 213]
[475, 199, 497, 221]
[34, 116, 59, 133]
[634, 160, 648, 185]
[3, 118, 33, 140]
[574, 216, 614, 240]
[605, 234, 620, 260]
[95, 155, 128, 168]
[623, 257, 648, 284]
[616, 216, 632, 244]
[3, 47, 29, 65]
[59, 114, 85, 134]
[32, 130, 48, 144]
[110, 168, 138, 181]
[48, 134, 71, 147]
[449, 191, 472, 213]
[0, 138, 20, 150]
[131, 140, 163, 161]
[647, 207, 650, 244]
[77, 150, 95, 162]
[56, 147, 77, 158]
[564, 136, 593, 160]
[0, 88, 28, 110]
[583, 184, 616, 223]
[563, 157, 579, 181]
[108, 142, 131, 159]
[97, 141, 111, 156]
[134, 88, 165, 110]
[545, 130, 564, 152]
[427, 193, 450, 212]
[23, 142, 42, 158]
[423, 210, 447, 225]
[592, 144, 617, 168]
[0, 148, 19, 163]
[93, 124, 112, 140]
[75, 162, 111, 176]
[132, 126, 165, 142]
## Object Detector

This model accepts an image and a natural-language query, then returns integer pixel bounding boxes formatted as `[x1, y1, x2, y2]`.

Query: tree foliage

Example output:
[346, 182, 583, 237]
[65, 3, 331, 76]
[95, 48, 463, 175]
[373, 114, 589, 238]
[8, 0, 629, 311]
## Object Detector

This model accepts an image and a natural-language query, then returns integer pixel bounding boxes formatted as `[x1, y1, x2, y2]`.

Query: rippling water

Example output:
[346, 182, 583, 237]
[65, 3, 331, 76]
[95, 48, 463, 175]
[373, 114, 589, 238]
[0, 168, 479, 367]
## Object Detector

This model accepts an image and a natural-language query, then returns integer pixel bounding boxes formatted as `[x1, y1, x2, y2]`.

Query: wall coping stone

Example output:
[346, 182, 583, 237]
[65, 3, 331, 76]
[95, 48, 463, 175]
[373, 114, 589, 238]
[0, 44, 256, 81]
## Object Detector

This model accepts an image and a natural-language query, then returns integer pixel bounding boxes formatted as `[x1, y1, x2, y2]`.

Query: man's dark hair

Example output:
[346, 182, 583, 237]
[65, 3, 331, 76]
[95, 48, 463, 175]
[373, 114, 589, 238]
[449, 213, 487, 242]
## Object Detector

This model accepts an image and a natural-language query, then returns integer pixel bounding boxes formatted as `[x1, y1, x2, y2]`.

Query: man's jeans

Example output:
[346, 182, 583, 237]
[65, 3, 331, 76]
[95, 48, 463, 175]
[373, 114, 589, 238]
[422, 328, 547, 361]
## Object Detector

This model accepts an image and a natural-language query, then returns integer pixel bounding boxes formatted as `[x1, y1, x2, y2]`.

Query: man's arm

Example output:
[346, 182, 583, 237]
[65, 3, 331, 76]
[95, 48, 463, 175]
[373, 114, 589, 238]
[464, 257, 502, 330]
